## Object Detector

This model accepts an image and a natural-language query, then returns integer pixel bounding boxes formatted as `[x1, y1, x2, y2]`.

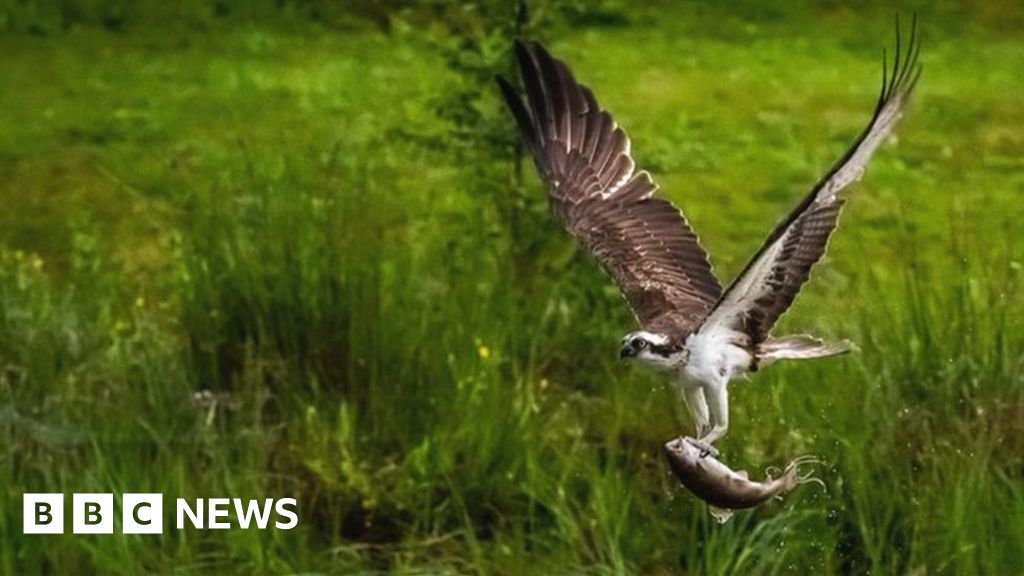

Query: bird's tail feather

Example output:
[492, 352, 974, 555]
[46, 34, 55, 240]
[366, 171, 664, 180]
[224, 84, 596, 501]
[756, 335, 854, 366]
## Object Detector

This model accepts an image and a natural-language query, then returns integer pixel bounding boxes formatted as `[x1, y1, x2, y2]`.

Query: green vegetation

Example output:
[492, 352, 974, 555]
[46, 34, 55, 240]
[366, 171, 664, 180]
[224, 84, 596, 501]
[1, 1, 1023, 573]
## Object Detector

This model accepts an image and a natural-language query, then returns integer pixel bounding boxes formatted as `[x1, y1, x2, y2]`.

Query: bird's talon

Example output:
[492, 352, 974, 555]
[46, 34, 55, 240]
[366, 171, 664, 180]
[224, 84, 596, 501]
[685, 436, 719, 459]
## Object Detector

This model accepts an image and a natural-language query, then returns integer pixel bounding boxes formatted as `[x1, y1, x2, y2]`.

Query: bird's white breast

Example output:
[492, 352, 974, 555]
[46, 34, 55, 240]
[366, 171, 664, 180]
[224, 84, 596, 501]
[681, 329, 752, 386]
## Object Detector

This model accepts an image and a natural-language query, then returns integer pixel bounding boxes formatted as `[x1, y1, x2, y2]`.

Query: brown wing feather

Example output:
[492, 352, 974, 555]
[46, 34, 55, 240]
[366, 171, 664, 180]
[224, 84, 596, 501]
[740, 200, 845, 339]
[497, 41, 721, 342]
[701, 16, 922, 344]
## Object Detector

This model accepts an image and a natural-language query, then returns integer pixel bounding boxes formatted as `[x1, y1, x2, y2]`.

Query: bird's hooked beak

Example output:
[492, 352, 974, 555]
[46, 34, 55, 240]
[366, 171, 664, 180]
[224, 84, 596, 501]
[620, 342, 636, 360]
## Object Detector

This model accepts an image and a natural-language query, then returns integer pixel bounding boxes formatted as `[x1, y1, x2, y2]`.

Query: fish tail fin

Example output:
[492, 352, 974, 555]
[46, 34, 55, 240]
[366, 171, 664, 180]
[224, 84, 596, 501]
[777, 455, 827, 494]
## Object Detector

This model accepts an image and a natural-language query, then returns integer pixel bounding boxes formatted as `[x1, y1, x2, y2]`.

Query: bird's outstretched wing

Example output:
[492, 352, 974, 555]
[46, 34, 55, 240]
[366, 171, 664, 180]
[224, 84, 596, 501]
[699, 18, 922, 344]
[497, 41, 721, 343]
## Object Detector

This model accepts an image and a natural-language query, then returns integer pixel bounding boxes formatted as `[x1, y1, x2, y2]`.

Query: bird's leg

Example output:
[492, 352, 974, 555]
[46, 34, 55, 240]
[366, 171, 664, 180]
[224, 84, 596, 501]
[678, 383, 710, 439]
[687, 380, 729, 458]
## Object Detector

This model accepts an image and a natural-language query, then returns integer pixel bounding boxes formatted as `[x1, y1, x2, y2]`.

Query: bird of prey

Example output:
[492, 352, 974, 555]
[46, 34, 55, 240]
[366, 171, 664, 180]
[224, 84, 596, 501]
[496, 21, 921, 456]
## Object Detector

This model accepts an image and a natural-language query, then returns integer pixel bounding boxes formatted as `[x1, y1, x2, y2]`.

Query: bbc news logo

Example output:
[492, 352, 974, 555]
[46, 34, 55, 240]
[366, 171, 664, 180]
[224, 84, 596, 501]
[23, 494, 298, 534]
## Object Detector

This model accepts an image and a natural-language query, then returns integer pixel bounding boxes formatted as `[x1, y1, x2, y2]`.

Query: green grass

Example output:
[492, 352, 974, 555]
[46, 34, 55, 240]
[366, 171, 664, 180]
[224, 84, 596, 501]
[1, 1, 1023, 574]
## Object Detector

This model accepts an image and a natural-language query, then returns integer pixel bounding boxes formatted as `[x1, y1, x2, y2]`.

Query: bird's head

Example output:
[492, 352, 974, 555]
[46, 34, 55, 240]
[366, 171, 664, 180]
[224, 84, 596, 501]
[620, 331, 678, 370]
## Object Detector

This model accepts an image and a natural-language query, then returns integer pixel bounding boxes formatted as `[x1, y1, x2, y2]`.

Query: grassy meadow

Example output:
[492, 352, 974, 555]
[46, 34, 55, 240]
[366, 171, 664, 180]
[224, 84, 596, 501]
[1, 1, 1023, 573]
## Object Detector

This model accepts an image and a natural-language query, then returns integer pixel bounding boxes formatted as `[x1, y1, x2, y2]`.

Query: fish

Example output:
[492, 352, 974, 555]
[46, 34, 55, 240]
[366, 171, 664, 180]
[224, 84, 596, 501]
[664, 437, 822, 523]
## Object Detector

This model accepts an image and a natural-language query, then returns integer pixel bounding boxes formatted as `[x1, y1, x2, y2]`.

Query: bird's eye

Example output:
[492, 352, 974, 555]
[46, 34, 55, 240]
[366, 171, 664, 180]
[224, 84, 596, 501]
[634, 339, 647, 349]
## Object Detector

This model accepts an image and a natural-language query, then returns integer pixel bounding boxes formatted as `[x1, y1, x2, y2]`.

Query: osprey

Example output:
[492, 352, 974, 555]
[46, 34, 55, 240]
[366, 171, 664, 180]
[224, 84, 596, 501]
[497, 22, 921, 456]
